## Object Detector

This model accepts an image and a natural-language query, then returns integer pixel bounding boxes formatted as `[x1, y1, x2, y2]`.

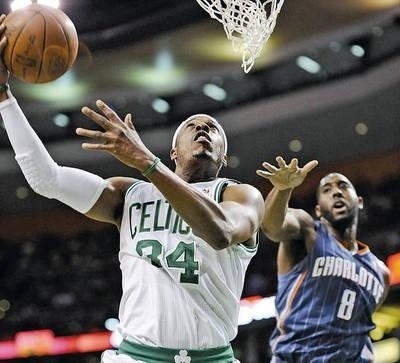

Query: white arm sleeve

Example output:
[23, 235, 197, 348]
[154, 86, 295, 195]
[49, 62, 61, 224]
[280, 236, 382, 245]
[0, 95, 108, 213]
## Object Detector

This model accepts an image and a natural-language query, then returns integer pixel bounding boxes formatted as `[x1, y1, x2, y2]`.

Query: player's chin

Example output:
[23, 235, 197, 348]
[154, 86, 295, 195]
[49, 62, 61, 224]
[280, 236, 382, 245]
[193, 150, 213, 160]
[331, 214, 354, 228]
[193, 141, 213, 150]
[332, 210, 347, 218]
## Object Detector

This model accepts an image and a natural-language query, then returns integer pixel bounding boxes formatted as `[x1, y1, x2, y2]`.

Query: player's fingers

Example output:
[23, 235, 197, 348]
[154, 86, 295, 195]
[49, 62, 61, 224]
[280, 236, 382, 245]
[276, 156, 287, 168]
[96, 100, 122, 124]
[256, 170, 273, 179]
[81, 106, 112, 130]
[0, 36, 6, 52]
[124, 113, 134, 128]
[75, 128, 108, 142]
[81, 142, 114, 152]
[288, 158, 298, 169]
[302, 160, 319, 173]
[0, 21, 7, 47]
[262, 162, 278, 172]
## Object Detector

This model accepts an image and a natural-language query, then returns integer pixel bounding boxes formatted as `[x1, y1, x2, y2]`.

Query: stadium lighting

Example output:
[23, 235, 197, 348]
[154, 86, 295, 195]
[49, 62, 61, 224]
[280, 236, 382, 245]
[296, 56, 321, 74]
[202, 83, 227, 101]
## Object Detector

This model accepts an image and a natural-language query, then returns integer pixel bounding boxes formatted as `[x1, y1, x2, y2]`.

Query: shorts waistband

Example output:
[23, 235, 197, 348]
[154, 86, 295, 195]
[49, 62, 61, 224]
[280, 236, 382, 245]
[118, 339, 236, 363]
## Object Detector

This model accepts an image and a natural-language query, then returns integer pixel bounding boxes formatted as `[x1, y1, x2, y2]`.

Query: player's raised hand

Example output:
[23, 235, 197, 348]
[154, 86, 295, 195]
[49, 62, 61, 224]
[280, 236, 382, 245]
[0, 14, 10, 85]
[76, 100, 156, 171]
[256, 156, 318, 190]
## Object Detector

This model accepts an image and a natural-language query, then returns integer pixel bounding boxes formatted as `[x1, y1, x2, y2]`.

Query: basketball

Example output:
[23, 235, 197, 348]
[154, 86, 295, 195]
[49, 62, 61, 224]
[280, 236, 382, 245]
[2, 3, 78, 84]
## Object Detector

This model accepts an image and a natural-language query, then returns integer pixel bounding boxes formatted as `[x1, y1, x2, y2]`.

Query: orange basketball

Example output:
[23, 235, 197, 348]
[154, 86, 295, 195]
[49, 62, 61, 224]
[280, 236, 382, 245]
[3, 3, 78, 84]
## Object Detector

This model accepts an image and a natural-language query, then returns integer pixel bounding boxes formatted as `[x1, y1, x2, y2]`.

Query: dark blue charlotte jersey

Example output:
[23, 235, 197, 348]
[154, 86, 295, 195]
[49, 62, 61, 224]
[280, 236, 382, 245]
[270, 222, 386, 363]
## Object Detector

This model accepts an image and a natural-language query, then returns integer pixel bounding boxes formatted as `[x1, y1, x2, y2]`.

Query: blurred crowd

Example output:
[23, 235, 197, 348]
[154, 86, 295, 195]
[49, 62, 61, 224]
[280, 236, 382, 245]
[0, 230, 121, 339]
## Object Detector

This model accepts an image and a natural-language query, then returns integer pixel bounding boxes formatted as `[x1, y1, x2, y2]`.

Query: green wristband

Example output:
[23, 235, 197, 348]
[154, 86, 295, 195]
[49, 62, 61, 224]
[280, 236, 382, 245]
[142, 157, 161, 177]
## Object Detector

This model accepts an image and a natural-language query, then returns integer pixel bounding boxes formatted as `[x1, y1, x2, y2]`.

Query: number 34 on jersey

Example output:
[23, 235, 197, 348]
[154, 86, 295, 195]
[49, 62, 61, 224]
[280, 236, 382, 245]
[136, 239, 200, 284]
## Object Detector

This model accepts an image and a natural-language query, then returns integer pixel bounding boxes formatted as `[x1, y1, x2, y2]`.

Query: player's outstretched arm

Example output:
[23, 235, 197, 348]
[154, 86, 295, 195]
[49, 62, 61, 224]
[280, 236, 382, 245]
[256, 156, 318, 243]
[0, 22, 129, 226]
[0, 87, 128, 225]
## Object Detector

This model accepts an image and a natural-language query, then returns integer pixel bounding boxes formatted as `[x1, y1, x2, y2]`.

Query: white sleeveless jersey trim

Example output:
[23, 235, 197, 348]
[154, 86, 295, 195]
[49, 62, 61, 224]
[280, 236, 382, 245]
[125, 180, 146, 198]
[237, 242, 258, 253]
[117, 178, 257, 349]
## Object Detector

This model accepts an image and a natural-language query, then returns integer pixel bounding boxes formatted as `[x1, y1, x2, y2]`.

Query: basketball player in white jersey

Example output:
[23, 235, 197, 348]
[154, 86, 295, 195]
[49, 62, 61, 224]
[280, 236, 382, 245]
[0, 16, 264, 362]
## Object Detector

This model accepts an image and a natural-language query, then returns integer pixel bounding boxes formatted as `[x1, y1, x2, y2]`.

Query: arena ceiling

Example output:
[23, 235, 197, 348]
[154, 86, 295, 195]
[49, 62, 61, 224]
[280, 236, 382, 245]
[0, 0, 399, 214]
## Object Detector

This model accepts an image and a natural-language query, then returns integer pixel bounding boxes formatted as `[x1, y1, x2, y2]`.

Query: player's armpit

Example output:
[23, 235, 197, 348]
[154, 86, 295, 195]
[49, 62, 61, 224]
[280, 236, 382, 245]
[85, 176, 137, 227]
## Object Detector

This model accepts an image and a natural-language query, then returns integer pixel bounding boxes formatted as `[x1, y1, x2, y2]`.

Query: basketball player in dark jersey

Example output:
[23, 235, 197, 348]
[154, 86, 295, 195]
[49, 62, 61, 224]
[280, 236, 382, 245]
[257, 156, 390, 363]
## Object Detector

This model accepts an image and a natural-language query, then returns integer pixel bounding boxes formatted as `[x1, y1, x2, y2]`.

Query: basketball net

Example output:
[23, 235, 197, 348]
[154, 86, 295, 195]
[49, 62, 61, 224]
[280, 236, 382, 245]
[196, 0, 284, 73]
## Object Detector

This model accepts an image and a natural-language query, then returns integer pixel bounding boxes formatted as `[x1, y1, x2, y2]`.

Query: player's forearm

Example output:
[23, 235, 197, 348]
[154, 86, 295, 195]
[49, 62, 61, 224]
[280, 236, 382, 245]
[262, 186, 293, 240]
[146, 163, 233, 249]
[0, 94, 54, 160]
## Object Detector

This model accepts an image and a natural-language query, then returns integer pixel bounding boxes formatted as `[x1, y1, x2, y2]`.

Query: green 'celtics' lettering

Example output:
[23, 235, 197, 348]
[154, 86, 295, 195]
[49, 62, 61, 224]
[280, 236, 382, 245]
[129, 203, 141, 239]
[129, 199, 192, 236]
[178, 218, 190, 235]
[139, 201, 154, 233]
[166, 242, 199, 284]
[136, 239, 162, 268]
[153, 200, 164, 231]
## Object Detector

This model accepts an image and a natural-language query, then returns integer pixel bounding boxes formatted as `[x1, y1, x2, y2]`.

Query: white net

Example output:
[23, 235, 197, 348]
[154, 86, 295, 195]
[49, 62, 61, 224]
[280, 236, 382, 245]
[196, 0, 285, 73]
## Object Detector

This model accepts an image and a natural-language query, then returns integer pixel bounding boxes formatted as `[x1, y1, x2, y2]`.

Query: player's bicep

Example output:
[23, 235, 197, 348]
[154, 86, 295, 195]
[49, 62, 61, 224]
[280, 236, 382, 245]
[219, 184, 264, 245]
[85, 177, 136, 226]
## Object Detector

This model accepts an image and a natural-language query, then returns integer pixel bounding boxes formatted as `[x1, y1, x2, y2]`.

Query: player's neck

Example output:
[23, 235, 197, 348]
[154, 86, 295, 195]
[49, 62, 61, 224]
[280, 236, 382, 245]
[175, 162, 218, 183]
[336, 235, 359, 254]
[324, 219, 359, 252]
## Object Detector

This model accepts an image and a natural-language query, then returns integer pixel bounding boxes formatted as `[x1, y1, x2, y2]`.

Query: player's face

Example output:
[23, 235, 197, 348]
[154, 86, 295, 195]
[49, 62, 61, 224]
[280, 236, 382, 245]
[315, 173, 363, 227]
[172, 115, 227, 165]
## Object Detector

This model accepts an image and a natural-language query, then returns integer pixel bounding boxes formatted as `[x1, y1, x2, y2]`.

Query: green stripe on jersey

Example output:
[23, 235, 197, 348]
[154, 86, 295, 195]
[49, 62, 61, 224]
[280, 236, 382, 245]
[118, 339, 236, 362]
[214, 178, 239, 202]
[238, 243, 258, 252]
[125, 180, 145, 198]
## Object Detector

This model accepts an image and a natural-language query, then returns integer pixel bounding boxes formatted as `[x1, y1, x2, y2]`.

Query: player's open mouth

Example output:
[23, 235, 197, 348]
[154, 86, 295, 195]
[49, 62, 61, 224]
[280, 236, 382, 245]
[333, 201, 346, 212]
[194, 132, 211, 143]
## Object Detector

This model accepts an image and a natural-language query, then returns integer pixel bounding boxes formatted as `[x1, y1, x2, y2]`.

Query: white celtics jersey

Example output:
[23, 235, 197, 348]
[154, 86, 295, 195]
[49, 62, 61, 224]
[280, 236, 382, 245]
[118, 178, 257, 349]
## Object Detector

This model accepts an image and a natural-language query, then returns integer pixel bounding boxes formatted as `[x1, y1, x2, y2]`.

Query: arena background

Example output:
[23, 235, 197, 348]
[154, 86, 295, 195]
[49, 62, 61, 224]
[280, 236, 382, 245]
[0, 0, 399, 362]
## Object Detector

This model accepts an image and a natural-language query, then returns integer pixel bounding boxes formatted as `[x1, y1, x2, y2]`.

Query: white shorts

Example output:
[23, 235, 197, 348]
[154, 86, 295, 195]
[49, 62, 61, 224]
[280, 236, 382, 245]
[101, 350, 145, 363]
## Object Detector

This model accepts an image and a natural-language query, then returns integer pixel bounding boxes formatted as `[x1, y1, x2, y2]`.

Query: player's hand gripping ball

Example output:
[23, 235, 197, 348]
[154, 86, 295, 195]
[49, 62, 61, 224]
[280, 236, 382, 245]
[3, 3, 78, 83]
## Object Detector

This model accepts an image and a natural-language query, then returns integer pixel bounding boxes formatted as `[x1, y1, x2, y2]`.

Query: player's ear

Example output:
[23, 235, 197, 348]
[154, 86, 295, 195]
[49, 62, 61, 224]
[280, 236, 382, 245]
[358, 196, 364, 210]
[315, 204, 321, 218]
[170, 148, 177, 162]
